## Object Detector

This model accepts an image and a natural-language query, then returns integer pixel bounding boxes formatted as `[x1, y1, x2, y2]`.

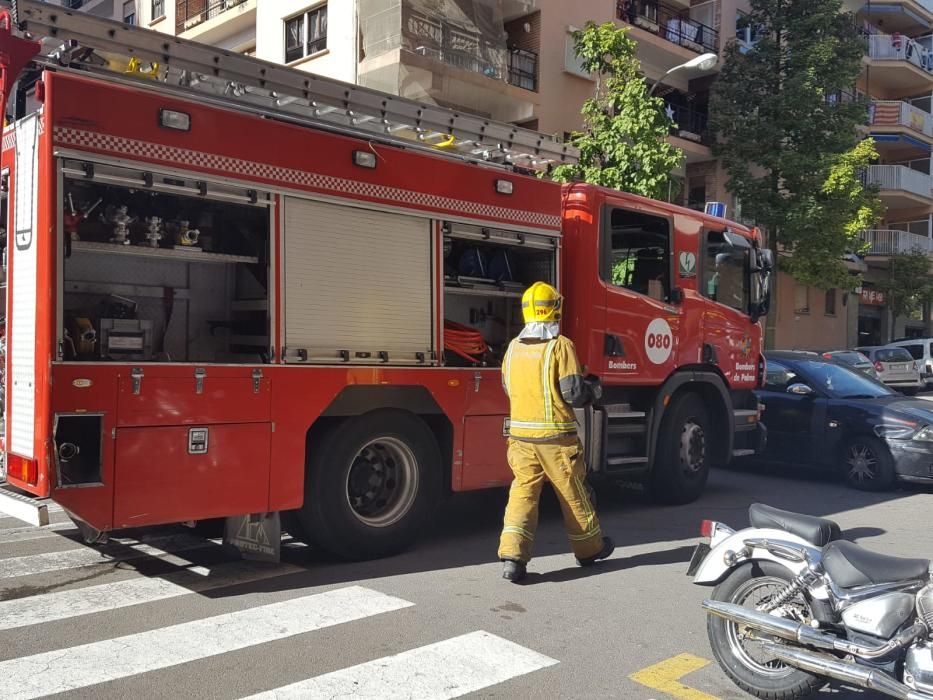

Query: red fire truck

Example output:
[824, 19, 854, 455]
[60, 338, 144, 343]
[0, 2, 771, 560]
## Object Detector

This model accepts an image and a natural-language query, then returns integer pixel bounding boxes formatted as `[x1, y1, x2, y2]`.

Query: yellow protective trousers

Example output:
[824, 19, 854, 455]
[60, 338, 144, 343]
[498, 436, 603, 563]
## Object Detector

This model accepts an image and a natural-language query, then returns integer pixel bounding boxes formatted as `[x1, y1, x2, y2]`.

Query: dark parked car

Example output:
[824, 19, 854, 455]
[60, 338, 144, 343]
[757, 351, 933, 490]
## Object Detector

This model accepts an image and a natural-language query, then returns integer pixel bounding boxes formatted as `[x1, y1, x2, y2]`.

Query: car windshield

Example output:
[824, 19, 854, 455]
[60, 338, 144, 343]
[827, 351, 868, 365]
[796, 360, 894, 399]
[876, 348, 913, 363]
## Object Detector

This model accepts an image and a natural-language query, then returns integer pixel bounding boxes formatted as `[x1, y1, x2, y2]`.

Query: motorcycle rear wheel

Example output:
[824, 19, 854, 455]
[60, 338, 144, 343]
[707, 561, 825, 700]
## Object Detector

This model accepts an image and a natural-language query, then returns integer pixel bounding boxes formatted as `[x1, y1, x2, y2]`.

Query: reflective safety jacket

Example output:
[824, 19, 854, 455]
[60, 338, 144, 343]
[502, 335, 592, 441]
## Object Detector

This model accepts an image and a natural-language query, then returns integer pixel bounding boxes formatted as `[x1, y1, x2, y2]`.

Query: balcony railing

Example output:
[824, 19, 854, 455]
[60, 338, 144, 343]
[870, 100, 933, 138]
[863, 164, 933, 199]
[617, 0, 719, 54]
[668, 104, 710, 145]
[861, 229, 933, 255]
[177, 0, 248, 34]
[866, 34, 933, 73]
[405, 10, 539, 91]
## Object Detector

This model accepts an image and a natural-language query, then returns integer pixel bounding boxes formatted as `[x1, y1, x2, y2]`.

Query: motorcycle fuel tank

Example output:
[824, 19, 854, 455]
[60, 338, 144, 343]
[842, 592, 916, 639]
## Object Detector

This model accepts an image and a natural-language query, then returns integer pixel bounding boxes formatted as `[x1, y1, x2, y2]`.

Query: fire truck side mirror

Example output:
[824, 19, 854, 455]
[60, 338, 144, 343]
[670, 287, 684, 304]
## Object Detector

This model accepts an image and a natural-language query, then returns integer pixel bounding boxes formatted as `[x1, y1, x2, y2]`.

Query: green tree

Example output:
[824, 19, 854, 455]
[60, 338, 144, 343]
[551, 22, 682, 199]
[876, 252, 933, 328]
[710, 0, 881, 333]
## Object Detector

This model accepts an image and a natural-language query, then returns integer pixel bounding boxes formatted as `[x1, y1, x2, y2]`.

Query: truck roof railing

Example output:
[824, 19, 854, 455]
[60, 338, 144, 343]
[3, 0, 578, 173]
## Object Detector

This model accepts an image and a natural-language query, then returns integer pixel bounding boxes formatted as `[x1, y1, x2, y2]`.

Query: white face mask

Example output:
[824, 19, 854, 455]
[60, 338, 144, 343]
[518, 321, 560, 340]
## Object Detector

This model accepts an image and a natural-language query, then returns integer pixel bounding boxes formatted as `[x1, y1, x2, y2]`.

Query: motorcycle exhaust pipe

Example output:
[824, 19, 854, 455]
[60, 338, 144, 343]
[762, 643, 933, 700]
[703, 600, 926, 659]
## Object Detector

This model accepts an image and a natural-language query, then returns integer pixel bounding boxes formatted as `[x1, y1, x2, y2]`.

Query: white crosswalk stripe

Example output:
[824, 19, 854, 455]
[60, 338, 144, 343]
[2, 586, 414, 700]
[0, 520, 559, 699]
[242, 630, 559, 700]
[0, 533, 212, 579]
[0, 560, 304, 630]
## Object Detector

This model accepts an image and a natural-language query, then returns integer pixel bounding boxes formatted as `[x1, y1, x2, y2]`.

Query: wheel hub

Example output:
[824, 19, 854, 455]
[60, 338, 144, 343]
[679, 421, 706, 474]
[847, 445, 876, 481]
[345, 438, 419, 528]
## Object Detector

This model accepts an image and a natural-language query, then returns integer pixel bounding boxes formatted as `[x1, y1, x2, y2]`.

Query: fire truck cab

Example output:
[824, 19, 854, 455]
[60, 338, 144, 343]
[0, 2, 771, 561]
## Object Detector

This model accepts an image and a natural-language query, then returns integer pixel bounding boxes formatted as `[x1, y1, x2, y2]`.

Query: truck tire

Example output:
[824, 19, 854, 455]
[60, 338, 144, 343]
[296, 410, 443, 560]
[649, 392, 710, 505]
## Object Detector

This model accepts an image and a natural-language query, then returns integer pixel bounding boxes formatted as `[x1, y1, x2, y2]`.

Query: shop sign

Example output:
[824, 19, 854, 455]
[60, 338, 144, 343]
[860, 288, 885, 306]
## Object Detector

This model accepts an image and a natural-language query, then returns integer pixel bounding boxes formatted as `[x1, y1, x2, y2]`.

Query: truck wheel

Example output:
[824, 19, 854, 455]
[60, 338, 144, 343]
[649, 392, 710, 505]
[297, 410, 443, 560]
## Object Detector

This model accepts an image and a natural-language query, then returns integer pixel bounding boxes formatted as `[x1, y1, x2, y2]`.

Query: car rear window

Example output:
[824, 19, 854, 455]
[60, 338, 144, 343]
[877, 348, 914, 362]
[828, 351, 863, 363]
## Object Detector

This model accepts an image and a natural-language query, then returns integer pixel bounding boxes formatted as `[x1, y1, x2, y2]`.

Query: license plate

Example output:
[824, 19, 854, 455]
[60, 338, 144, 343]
[891, 364, 906, 371]
[686, 542, 711, 576]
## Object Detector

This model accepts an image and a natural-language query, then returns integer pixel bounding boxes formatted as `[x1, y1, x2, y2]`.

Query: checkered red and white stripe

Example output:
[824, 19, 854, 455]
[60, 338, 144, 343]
[2, 131, 16, 152]
[53, 127, 561, 230]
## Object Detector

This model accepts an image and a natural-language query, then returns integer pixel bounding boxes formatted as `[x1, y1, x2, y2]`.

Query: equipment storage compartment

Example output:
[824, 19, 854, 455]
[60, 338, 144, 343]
[58, 158, 272, 364]
[442, 222, 557, 367]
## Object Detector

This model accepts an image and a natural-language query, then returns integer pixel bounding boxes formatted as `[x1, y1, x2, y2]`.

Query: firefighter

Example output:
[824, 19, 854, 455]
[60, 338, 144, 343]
[498, 281, 614, 582]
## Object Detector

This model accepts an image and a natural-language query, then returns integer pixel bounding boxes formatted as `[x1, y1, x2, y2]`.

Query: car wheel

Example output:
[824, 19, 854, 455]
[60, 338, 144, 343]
[842, 435, 896, 492]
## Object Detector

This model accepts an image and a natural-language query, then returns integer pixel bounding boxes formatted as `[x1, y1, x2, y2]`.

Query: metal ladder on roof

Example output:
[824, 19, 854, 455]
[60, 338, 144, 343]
[4, 0, 578, 172]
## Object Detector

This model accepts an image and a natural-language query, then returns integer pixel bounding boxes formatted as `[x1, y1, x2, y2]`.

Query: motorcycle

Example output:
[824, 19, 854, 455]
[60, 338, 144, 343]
[690, 503, 933, 699]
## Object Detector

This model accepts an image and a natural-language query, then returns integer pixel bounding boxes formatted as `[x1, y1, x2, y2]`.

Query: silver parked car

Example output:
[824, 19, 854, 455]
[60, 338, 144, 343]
[856, 346, 924, 395]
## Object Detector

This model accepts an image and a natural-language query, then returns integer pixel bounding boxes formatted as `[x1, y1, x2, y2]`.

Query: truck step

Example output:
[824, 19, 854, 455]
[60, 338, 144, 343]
[607, 423, 646, 436]
[606, 456, 649, 467]
[603, 403, 647, 419]
[0, 482, 50, 527]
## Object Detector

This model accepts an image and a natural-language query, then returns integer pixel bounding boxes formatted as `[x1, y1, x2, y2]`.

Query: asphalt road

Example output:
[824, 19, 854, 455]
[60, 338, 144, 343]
[1, 461, 931, 700]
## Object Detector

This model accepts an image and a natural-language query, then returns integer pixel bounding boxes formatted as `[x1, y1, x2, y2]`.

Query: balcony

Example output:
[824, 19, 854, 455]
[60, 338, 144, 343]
[176, 0, 249, 34]
[863, 164, 933, 207]
[669, 104, 710, 144]
[617, 0, 719, 55]
[865, 34, 933, 94]
[861, 229, 933, 255]
[869, 100, 933, 154]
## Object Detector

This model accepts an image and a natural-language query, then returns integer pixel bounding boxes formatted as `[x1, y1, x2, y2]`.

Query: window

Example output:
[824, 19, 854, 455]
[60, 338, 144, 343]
[794, 284, 810, 313]
[604, 208, 671, 301]
[764, 360, 799, 392]
[902, 344, 924, 360]
[123, 0, 136, 25]
[702, 230, 750, 313]
[824, 289, 836, 316]
[876, 347, 913, 363]
[151, 0, 164, 20]
[286, 5, 328, 63]
[564, 30, 590, 78]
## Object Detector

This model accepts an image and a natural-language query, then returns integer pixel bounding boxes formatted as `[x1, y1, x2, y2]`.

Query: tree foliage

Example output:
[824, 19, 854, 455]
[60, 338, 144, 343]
[550, 22, 683, 199]
[876, 252, 933, 323]
[711, 0, 880, 287]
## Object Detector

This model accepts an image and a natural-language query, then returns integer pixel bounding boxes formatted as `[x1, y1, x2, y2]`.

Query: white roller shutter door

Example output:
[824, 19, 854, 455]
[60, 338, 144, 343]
[284, 198, 434, 363]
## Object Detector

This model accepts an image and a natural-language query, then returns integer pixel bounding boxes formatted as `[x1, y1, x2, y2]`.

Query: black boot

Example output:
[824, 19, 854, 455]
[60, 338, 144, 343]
[501, 559, 527, 582]
[576, 536, 615, 567]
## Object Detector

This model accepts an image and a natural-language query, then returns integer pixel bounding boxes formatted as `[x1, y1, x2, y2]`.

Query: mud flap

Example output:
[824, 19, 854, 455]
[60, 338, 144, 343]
[224, 512, 281, 563]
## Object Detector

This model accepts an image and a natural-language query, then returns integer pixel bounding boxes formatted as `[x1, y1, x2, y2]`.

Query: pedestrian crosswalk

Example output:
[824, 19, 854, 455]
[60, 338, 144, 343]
[0, 510, 559, 699]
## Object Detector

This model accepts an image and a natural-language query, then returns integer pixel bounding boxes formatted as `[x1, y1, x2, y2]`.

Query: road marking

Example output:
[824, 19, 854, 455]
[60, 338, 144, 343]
[629, 653, 719, 700]
[242, 630, 558, 699]
[0, 560, 304, 630]
[1, 586, 413, 700]
[0, 522, 76, 544]
[0, 533, 212, 579]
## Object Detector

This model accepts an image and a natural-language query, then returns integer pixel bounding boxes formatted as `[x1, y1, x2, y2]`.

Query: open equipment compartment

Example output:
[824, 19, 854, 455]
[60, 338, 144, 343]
[442, 221, 557, 367]
[58, 158, 272, 365]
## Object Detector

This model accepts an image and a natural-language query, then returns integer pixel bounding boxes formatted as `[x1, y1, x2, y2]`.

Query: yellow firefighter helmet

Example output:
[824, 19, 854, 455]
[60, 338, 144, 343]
[521, 282, 563, 324]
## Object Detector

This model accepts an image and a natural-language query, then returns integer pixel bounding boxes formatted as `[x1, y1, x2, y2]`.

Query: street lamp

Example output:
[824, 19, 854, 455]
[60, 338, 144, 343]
[648, 52, 718, 97]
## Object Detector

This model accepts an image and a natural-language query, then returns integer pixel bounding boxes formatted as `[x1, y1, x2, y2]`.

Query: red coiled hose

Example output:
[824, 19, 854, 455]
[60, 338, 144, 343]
[444, 320, 489, 364]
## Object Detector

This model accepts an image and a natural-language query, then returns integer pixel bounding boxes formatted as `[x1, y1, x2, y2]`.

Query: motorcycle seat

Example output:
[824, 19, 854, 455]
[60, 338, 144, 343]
[748, 503, 842, 547]
[823, 540, 929, 588]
